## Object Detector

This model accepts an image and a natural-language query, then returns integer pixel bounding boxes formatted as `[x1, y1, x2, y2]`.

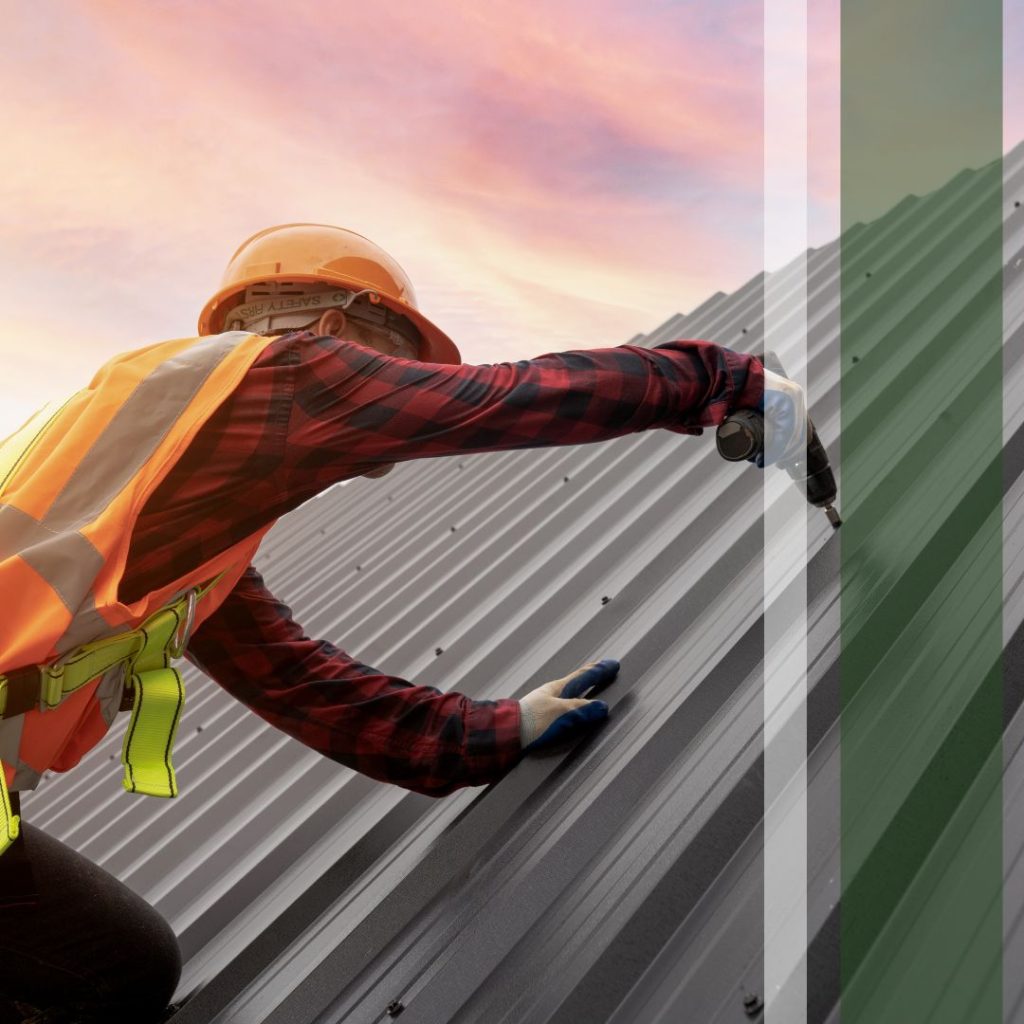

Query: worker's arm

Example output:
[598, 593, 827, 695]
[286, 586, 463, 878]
[274, 333, 763, 488]
[122, 333, 763, 605]
[184, 564, 523, 798]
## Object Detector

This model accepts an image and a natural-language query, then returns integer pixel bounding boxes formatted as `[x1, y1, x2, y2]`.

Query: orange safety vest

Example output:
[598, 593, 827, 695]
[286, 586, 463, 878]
[0, 330, 279, 851]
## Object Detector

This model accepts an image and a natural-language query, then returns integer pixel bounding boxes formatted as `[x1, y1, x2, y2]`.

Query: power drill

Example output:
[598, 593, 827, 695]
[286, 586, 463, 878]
[715, 350, 841, 529]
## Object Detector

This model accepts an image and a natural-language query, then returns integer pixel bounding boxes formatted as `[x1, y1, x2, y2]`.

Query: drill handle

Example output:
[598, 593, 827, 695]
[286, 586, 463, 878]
[713, 349, 788, 462]
[715, 351, 839, 510]
[781, 417, 838, 509]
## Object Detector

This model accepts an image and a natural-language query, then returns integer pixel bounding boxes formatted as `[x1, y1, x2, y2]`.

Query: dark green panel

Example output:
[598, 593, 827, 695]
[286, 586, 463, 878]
[840, 1, 1003, 1022]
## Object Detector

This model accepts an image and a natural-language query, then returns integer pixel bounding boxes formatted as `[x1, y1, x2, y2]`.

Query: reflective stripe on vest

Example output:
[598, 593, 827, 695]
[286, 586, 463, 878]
[0, 331, 264, 662]
[0, 331, 281, 853]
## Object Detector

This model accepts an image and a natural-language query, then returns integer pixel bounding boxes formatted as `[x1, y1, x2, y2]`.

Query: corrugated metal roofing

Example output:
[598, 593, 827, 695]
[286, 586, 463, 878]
[21, 139, 1024, 1024]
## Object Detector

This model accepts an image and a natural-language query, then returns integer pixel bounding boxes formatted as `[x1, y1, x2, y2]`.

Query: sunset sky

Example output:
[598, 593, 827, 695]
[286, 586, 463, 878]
[1, 1, 1020, 438]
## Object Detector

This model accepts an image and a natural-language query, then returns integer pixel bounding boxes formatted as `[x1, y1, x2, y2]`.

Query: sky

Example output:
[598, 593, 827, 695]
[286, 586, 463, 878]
[0, 1, 1020, 439]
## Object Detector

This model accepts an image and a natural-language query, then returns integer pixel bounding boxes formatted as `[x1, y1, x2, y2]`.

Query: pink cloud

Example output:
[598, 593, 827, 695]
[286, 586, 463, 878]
[0, 0, 768, 409]
[6, 0, 1012, 441]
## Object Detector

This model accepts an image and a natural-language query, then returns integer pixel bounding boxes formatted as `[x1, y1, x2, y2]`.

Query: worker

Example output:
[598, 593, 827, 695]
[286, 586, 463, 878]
[0, 223, 803, 1023]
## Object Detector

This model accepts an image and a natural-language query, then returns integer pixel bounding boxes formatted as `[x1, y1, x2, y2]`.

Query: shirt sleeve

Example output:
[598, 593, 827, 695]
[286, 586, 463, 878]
[185, 565, 523, 798]
[278, 334, 764, 486]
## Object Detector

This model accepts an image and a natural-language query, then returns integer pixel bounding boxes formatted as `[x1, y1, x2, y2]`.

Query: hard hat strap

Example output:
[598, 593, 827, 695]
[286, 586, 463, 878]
[221, 285, 376, 335]
[221, 283, 422, 355]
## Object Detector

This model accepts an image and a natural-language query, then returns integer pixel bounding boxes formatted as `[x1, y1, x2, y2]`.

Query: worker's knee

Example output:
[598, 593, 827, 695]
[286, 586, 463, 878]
[101, 899, 182, 1022]
[0, 911, 182, 1024]
[0, 823, 183, 1024]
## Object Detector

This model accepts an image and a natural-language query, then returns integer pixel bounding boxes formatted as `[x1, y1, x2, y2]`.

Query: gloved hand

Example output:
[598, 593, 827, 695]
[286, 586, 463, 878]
[519, 659, 617, 753]
[755, 367, 808, 468]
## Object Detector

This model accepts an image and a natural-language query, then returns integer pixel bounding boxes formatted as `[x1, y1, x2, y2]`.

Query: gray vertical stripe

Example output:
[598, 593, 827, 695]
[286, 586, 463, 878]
[0, 717, 22, 766]
[96, 665, 126, 727]
[0, 720, 35, 794]
[45, 331, 253, 530]
[0, 505, 105, 615]
[11, 760, 42, 792]
[55, 596, 118, 659]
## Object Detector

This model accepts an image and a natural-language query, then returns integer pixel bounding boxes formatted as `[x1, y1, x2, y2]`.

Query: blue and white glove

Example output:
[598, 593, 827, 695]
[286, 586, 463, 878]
[519, 659, 617, 753]
[756, 367, 808, 468]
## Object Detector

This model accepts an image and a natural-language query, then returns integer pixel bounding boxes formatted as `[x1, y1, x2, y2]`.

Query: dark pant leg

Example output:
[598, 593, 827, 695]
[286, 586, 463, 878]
[0, 822, 181, 1024]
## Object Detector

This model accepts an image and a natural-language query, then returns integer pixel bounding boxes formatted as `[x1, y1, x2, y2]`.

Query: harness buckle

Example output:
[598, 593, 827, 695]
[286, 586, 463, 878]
[38, 664, 65, 711]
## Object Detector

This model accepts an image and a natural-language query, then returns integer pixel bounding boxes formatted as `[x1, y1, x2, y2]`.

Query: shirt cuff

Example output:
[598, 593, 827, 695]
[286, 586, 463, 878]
[462, 696, 523, 786]
[727, 348, 765, 412]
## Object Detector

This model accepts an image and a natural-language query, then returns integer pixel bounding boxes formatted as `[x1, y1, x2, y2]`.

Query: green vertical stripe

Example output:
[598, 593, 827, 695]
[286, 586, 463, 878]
[841, 3, 1004, 1023]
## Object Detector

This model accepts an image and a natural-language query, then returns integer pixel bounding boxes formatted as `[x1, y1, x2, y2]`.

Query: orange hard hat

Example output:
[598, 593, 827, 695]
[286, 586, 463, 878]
[198, 223, 462, 365]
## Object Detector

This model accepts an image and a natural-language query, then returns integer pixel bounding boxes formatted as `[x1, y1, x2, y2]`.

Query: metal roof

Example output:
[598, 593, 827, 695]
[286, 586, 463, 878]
[22, 139, 1024, 1024]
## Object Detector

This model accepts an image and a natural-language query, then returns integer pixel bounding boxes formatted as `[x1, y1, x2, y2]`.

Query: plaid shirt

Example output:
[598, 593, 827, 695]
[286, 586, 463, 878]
[120, 332, 763, 797]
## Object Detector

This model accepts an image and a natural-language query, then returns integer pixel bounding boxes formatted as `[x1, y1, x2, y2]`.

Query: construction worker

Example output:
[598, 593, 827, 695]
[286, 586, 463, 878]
[0, 223, 802, 1023]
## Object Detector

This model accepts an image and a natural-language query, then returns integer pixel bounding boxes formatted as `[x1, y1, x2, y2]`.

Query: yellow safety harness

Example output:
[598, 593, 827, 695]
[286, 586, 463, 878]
[0, 569, 226, 854]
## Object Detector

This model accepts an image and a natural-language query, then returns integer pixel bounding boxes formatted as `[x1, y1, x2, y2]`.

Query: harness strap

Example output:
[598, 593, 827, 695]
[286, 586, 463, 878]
[116, 574, 224, 799]
[0, 571, 226, 718]
[0, 570, 227, 835]
[122, 667, 185, 798]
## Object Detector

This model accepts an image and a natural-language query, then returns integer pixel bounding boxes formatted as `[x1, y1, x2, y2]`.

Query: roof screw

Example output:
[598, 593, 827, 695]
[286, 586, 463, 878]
[743, 992, 764, 1017]
[564, 476, 570, 483]
[1016, 201, 1021, 208]
[450, 525, 457, 532]
[852, 356, 860, 364]
[741, 327, 748, 334]
[196, 725, 203, 733]
[435, 647, 444, 656]
[601, 596, 611, 605]
[355, 565, 361, 571]
[386, 999, 405, 1017]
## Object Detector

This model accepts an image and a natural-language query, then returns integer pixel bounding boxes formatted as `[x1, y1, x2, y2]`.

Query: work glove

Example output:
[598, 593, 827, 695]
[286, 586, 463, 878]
[755, 367, 808, 468]
[519, 659, 617, 753]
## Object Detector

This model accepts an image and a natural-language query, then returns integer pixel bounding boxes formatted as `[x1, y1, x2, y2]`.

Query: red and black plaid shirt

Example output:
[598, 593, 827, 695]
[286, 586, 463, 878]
[120, 332, 763, 797]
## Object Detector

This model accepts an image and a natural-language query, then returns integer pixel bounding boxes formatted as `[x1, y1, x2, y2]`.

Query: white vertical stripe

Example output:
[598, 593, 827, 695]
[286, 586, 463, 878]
[764, 1, 810, 1021]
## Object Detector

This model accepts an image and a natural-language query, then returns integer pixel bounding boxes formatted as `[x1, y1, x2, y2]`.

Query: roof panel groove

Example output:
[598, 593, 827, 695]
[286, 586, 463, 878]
[18, 141, 1024, 1024]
